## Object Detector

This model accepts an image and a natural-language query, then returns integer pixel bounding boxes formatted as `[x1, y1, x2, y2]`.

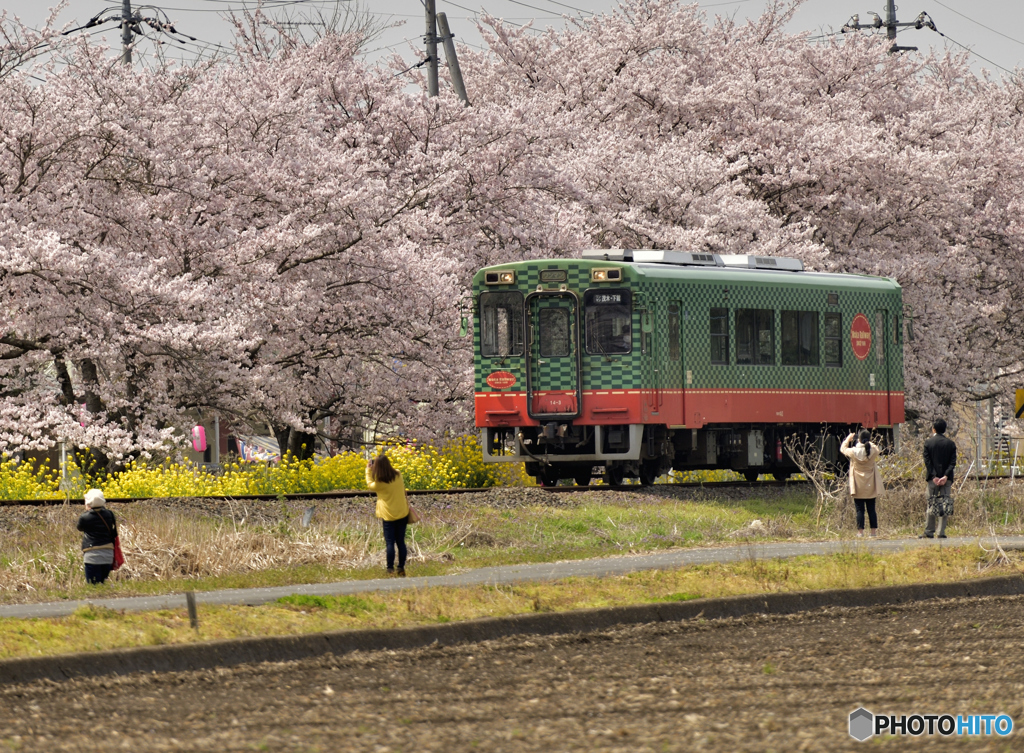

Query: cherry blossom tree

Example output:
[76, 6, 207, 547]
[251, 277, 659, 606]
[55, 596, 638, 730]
[461, 0, 1024, 420]
[1, 0, 1022, 463]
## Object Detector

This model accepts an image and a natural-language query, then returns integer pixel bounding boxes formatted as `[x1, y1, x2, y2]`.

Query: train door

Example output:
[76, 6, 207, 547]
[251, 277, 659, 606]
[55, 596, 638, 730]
[641, 307, 661, 421]
[662, 302, 684, 424]
[526, 292, 582, 419]
[875, 308, 891, 425]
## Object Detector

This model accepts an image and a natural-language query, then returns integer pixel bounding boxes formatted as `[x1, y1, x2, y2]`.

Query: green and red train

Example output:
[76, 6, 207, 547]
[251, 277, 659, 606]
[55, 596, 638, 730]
[472, 249, 904, 485]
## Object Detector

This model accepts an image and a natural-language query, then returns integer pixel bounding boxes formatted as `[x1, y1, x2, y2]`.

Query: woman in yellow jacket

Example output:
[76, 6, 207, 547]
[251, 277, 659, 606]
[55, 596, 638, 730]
[366, 453, 410, 576]
[840, 429, 884, 537]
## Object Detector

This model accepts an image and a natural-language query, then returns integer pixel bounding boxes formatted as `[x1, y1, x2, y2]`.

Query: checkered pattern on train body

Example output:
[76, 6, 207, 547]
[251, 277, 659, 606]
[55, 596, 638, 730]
[473, 261, 904, 398]
[632, 270, 904, 395]
[473, 261, 644, 394]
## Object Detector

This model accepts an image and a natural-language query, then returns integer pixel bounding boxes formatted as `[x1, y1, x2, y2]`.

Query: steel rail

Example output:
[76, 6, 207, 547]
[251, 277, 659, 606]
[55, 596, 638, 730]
[0, 479, 810, 507]
[3, 475, 1016, 508]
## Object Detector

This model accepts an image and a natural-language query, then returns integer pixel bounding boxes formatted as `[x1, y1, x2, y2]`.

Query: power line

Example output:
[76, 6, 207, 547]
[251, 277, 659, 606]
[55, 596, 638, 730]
[393, 56, 430, 77]
[507, 0, 593, 16]
[929, 28, 1014, 74]
[503, 0, 584, 18]
[87, 0, 343, 12]
[191, 0, 340, 6]
[361, 34, 421, 56]
[444, 0, 545, 34]
[700, 0, 754, 8]
[931, 0, 1024, 51]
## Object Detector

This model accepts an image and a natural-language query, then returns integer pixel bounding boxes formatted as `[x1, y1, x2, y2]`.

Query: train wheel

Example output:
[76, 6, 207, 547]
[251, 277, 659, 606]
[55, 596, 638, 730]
[639, 462, 659, 486]
[743, 471, 760, 482]
[574, 471, 592, 487]
[772, 471, 791, 481]
[538, 469, 560, 487]
[606, 465, 625, 486]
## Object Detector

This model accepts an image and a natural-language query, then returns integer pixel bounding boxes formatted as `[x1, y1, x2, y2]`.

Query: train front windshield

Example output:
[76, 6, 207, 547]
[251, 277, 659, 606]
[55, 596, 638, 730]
[584, 289, 631, 354]
[480, 291, 524, 357]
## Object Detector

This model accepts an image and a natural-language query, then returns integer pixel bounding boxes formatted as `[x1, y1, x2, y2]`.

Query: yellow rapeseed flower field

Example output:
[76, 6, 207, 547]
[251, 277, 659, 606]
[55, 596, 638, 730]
[0, 436, 534, 500]
[0, 436, 787, 501]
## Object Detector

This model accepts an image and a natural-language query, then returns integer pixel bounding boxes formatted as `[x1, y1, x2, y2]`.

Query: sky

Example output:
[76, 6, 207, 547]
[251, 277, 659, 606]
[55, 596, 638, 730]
[2, 0, 1024, 76]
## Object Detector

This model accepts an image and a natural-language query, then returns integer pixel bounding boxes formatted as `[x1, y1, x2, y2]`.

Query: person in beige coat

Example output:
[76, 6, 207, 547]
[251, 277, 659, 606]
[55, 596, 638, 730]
[840, 429, 883, 537]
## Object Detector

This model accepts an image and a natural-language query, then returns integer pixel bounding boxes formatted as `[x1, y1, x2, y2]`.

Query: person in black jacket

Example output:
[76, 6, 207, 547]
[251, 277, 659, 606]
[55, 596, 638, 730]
[77, 489, 117, 584]
[920, 418, 957, 539]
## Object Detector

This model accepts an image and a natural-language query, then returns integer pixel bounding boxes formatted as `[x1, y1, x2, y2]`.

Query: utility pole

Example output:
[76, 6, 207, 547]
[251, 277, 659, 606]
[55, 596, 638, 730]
[65, 3, 196, 63]
[425, 0, 438, 97]
[437, 12, 470, 105]
[121, 0, 133, 65]
[841, 1, 935, 54]
[883, 0, 917, 53]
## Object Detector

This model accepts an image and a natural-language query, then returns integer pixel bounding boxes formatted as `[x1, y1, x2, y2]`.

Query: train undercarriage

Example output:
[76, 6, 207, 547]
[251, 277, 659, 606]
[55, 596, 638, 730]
[483, 422, 895, 486]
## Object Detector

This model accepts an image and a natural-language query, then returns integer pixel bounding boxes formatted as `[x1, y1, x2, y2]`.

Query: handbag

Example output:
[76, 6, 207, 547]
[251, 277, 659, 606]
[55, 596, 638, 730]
[928, 493, 954, 517]
[407, 505, 420, 524]
[112, 536, 125, 570]
[98, 510, 125, 570]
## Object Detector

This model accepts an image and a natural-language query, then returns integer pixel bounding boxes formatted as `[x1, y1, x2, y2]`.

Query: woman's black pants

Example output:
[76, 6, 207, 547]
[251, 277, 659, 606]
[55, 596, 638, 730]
[854, 498, 877, 530]
[381, 516, 409, 570]
[85, 563, 113, 584]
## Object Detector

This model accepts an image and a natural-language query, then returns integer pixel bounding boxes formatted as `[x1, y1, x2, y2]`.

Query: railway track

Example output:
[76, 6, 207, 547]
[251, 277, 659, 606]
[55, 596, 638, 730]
[0, 478, 810, 507]
[4, 474, 1016, 507]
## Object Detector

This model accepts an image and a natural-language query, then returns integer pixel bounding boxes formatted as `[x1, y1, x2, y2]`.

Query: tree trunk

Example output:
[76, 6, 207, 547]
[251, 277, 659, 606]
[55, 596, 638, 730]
[274, 426, 317, 461]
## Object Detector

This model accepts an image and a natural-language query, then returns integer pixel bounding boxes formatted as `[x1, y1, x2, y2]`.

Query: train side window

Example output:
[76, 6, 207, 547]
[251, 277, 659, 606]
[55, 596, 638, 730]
[480, 291, 524, 357]
[736, 309, 774, 365]
[824, 312, 842, 366]
[539, 307, 570, 357]
[584, 289, 632, 355]
[781, 311, 819, 366]
[668, 304, 680, 361]
[710, 307, 729, 364]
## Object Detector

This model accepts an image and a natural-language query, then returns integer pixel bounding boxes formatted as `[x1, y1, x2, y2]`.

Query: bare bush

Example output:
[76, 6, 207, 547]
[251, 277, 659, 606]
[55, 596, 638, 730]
[782, 429, 1024, 535]
[0, 501, 465, 598]
[783, 433, 847, 532]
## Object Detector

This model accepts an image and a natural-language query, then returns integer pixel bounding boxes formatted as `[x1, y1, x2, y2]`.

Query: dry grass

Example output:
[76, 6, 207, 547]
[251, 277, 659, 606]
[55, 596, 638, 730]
[4, 481, 1024, 604]
[0, 502, 474, 599]
[788, 428, 1024, 536]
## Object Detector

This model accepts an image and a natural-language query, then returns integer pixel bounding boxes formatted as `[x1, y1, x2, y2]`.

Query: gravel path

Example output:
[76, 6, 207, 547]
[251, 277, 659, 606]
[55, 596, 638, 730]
[2, 595, 1021, 751]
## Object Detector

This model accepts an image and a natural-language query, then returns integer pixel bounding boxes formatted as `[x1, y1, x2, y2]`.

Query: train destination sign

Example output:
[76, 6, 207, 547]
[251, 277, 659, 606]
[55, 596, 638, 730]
[851, 313, 872, 360]
[486, 371, 517, 390]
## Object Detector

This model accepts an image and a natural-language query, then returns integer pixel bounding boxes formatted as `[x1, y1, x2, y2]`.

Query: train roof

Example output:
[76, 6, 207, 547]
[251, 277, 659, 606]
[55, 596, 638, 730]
[627, 263, 901, 291]
[476, 252, 901, 292]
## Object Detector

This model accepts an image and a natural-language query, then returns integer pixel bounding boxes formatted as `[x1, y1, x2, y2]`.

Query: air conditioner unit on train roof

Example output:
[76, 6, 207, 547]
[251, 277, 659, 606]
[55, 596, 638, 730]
[581, 249, 723, 266]
[581, 249, 803, 271]
[719, 254, 804, 271]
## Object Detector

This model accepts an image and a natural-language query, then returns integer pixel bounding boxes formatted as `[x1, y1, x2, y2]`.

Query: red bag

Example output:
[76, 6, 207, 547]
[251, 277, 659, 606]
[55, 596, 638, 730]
[98, 512, 125, 571]
[112, 536, 125, 570]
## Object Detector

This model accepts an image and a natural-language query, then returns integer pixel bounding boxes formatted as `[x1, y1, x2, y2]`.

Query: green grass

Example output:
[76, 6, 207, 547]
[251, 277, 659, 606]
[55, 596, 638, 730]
[0, 546, 1017, 662]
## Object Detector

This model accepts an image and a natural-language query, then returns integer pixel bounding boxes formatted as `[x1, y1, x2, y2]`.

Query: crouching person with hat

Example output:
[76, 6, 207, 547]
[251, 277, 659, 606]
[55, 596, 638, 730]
[77, 489, 118, 584]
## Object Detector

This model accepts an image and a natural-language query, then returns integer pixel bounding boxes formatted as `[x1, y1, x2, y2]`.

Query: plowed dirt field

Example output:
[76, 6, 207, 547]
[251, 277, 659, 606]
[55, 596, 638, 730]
[3, 595, 1022, 752]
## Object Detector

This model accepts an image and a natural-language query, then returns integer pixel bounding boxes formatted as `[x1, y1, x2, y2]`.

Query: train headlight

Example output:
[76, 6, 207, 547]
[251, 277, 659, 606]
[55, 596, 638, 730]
[591, 268, 622, 282]
[485, 271, 516, 285]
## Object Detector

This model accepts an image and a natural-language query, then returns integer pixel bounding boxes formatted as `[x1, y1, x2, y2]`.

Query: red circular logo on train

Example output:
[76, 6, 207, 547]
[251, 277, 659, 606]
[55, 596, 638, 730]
[850, 313, 872, 360]
[486, 371, 517, 390]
